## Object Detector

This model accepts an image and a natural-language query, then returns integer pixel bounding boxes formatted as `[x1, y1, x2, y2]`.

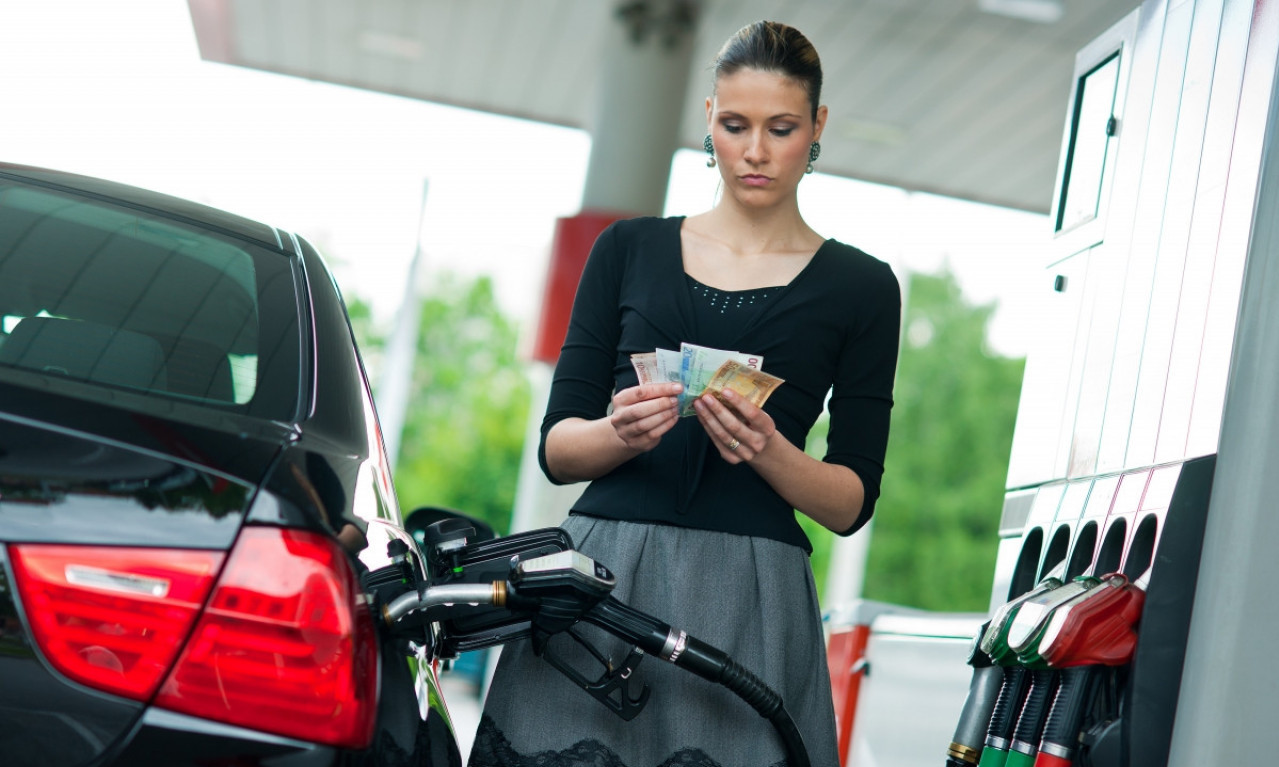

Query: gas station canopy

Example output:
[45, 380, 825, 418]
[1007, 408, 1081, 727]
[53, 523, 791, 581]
[187, 0, 1133, 213]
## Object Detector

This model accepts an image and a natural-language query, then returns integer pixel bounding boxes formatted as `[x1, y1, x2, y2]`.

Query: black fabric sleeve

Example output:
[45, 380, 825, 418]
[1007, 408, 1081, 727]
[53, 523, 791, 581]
[536, 223, 624, 485]
[823, 260, 902, 535]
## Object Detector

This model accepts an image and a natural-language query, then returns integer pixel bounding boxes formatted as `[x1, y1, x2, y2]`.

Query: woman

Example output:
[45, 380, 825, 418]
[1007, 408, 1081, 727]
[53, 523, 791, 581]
[471, 20, 900, 767]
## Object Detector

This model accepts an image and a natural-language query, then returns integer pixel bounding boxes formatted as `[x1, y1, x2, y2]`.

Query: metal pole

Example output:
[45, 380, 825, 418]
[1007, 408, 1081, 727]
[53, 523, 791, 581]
[377, 178, 430, 468]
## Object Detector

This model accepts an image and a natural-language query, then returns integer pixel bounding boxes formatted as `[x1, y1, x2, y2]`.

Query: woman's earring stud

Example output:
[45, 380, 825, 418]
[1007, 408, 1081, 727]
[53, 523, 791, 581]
[807, 141, 821, 174]
[704, 134, 717, 168]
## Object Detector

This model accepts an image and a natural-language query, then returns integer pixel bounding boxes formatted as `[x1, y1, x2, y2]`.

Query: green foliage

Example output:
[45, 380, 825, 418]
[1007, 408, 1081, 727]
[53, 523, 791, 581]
[800, 420, 834, 602]
[349, 274, 530, 535]
[860, 269, 1025, 611]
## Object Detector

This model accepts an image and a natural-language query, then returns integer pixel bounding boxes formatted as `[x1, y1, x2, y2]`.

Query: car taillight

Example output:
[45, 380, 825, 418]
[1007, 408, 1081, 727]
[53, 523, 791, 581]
[7, 544, 224, 700]
[154, 526, 378, 749]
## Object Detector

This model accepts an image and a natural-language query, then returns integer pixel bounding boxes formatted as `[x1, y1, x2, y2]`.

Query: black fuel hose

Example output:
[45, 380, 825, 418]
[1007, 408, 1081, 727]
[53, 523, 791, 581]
[586, 596, 812, 767]
[1007, 669, 1058, 765]
[985, 666, 1032, 754]
[1036, 666, 1100, 765]
[946, 664, 1003, 765]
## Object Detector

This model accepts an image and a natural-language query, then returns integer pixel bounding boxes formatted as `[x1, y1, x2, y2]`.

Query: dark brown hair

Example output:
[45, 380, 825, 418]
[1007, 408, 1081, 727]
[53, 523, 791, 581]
[712, 21, 823, 121]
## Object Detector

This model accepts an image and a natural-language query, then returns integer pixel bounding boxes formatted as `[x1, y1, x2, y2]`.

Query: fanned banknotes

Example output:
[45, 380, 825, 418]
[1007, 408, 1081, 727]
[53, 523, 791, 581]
[630, 343, 783, 416]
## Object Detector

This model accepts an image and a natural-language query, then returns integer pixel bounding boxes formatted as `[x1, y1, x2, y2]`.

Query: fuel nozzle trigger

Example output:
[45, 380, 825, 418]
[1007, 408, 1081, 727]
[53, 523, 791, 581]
[509, 549, 649, 719]
[534, 627, 651, 721]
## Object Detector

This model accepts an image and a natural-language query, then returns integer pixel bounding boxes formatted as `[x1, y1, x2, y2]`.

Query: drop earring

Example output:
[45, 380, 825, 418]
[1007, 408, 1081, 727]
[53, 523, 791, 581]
[704, 134, 716, 168]
[806, 141, 821, 174]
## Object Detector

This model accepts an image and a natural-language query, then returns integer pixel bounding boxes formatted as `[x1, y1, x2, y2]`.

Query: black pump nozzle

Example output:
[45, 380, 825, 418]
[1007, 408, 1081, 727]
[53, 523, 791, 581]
[946, 622, 1002, 766]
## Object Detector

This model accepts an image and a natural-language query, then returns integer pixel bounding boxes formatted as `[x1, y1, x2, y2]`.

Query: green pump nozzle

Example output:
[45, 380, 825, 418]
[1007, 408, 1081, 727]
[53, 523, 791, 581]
[980, 562, 1068, 665]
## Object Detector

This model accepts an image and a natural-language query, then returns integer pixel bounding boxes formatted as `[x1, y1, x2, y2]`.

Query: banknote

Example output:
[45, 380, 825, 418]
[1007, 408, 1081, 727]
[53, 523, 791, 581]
[630, 352, 659, 384]
[704, 360, 785, 413]
[655, 348, 682, 383]
[678, 343, 763, 416]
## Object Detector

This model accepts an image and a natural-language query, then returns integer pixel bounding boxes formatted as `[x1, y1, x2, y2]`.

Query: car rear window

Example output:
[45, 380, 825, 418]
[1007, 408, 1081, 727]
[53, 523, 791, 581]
[0, 179, 301, 420]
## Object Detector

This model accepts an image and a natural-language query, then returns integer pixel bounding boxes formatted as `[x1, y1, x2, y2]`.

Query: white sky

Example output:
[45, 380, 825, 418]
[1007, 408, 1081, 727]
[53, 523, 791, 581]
[0, 0, 1050, 358]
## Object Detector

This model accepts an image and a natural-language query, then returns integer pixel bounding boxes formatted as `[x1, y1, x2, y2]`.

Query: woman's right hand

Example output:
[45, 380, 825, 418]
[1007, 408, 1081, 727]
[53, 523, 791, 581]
[543, 382, 683, 483]
[608, 382, 683, 452]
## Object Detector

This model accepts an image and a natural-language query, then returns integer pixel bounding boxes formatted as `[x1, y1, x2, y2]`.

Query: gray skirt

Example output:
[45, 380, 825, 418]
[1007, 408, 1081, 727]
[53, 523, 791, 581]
[468, 516, 840, 767]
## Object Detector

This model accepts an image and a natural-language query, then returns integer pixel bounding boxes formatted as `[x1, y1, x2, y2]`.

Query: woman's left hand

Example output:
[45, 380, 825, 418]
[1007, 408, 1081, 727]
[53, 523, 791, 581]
[693, 388, 777, 464]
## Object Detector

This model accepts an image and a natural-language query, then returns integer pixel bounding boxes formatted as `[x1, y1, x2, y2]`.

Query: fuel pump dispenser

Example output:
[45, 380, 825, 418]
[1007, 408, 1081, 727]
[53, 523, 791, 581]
[947, 568, 1145, 767]
[945, 567, 1103, 767]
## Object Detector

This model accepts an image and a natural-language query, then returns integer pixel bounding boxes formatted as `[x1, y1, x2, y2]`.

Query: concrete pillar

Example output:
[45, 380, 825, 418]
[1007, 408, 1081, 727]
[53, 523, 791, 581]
[580, 0, 700, 215]
[509, 1, 700, 534]
[509, 365, 579, 533]
[825, 518, 874, 605]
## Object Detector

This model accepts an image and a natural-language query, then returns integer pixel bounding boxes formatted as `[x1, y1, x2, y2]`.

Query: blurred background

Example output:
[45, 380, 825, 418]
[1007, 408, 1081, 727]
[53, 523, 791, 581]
[2, 0, 1120, 756]
[2, 1, 1114, 757]
[1, 0, 1071, 630]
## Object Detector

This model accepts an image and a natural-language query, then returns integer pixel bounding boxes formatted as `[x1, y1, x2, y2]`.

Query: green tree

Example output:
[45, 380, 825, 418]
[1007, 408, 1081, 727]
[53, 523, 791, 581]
[350, 274, 530, 534]
[859, 269, 1024, 611]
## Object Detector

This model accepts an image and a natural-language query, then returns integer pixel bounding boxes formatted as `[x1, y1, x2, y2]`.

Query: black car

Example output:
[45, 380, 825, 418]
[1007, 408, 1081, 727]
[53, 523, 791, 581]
[0, 163, 465, 766]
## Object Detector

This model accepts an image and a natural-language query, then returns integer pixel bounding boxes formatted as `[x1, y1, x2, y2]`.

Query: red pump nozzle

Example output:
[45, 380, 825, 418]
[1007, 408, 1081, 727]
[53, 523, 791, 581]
[1035, 573, 1144, 668]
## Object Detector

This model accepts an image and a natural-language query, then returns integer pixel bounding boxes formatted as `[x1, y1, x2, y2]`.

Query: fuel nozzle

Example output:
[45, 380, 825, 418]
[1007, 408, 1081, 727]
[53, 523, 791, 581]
[1033, 573, 1144, 669]
[980, 567, 1066, 665]
[945, 626, 1003, 766]
[507, 549, 617, 638]
[361, 537, 430, 635]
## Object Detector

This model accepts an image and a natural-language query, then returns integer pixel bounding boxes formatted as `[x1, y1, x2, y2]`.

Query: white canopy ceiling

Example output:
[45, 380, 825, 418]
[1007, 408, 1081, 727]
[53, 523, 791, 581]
[187, 0, 1136, 212]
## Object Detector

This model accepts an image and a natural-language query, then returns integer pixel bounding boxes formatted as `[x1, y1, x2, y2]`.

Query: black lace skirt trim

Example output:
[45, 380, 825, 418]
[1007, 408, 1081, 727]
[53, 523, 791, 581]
[468, 714, 787, 767]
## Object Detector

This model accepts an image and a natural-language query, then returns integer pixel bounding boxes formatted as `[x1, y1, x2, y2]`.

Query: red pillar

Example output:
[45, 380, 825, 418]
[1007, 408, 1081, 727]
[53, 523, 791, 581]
[531, 212, 629, 364]
[827, 623, 872, 765]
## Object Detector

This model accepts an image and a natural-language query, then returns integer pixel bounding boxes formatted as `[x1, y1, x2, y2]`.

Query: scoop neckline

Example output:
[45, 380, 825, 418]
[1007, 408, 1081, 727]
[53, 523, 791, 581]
[684, 273, 786, 294]
[673, 215, 831, 293]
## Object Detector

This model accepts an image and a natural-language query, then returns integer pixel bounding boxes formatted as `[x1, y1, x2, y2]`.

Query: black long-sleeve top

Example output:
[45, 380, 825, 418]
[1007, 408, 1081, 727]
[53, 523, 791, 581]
[538, 216, 901, 552]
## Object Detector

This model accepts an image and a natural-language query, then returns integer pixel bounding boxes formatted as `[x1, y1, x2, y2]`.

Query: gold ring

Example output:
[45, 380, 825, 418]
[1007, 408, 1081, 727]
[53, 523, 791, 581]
[728, 438, 740, 451]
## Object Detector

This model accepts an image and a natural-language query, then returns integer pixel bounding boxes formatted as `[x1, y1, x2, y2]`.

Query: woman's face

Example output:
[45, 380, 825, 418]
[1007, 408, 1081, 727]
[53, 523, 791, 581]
[706, 68, 827, 209]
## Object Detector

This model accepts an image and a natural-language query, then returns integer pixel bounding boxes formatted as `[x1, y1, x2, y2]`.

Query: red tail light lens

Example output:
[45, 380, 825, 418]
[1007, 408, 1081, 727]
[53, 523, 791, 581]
[7, 544, 224, 700]
[154, 526, 378, 749]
